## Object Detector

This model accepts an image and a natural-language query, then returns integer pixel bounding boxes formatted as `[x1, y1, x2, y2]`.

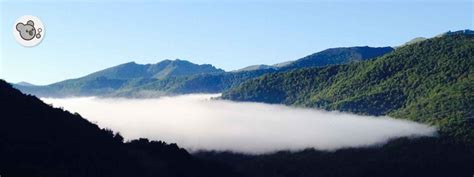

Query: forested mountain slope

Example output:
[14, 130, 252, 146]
[223, 34, 474, 141]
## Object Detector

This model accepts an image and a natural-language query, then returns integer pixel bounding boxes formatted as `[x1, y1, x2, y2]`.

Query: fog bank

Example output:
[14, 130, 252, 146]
[42, 94, 436, 154]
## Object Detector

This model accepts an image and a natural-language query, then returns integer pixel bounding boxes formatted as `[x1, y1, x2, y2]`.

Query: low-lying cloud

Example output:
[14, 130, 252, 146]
[42, 94, 436, 154]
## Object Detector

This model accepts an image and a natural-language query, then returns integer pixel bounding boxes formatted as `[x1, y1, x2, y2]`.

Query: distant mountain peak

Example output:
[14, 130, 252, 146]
[16, 81, 36, 87]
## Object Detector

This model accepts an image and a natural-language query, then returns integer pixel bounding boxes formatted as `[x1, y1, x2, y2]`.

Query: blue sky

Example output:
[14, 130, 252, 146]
[1, 0, 472, 85]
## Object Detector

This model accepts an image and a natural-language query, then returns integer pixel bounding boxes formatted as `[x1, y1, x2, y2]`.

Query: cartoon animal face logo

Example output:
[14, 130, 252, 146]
[13, 16, 45, 47]
[16, 20, 42, 41]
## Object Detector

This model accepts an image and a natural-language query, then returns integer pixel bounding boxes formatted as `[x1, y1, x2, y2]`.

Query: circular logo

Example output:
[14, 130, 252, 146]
[13, 15, 45, 47]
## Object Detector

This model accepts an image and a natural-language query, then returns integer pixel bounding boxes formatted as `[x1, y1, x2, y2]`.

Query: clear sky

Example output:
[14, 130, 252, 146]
[1, 0, 472, 85]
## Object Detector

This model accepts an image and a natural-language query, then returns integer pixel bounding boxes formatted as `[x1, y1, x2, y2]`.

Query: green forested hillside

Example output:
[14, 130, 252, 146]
[223, 34, 474, 141]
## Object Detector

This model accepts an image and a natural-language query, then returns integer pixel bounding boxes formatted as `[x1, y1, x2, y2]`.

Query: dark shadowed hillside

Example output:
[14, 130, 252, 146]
[197, 137, 474, 177]
[223, 34, 474, 141]
[0, 80, 238, 177]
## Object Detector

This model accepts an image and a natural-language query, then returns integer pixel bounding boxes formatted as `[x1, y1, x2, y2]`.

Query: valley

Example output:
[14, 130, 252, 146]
[2, 31, 473, 177]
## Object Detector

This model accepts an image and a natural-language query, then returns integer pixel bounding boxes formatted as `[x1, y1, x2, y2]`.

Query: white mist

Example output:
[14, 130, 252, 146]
[42, 94, 436, 154]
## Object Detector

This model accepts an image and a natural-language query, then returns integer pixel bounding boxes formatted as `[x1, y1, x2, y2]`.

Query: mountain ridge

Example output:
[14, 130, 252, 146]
[14, 46, 392, 98]
[14, 59, 225, 97]
[109, 46, 392, 97]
